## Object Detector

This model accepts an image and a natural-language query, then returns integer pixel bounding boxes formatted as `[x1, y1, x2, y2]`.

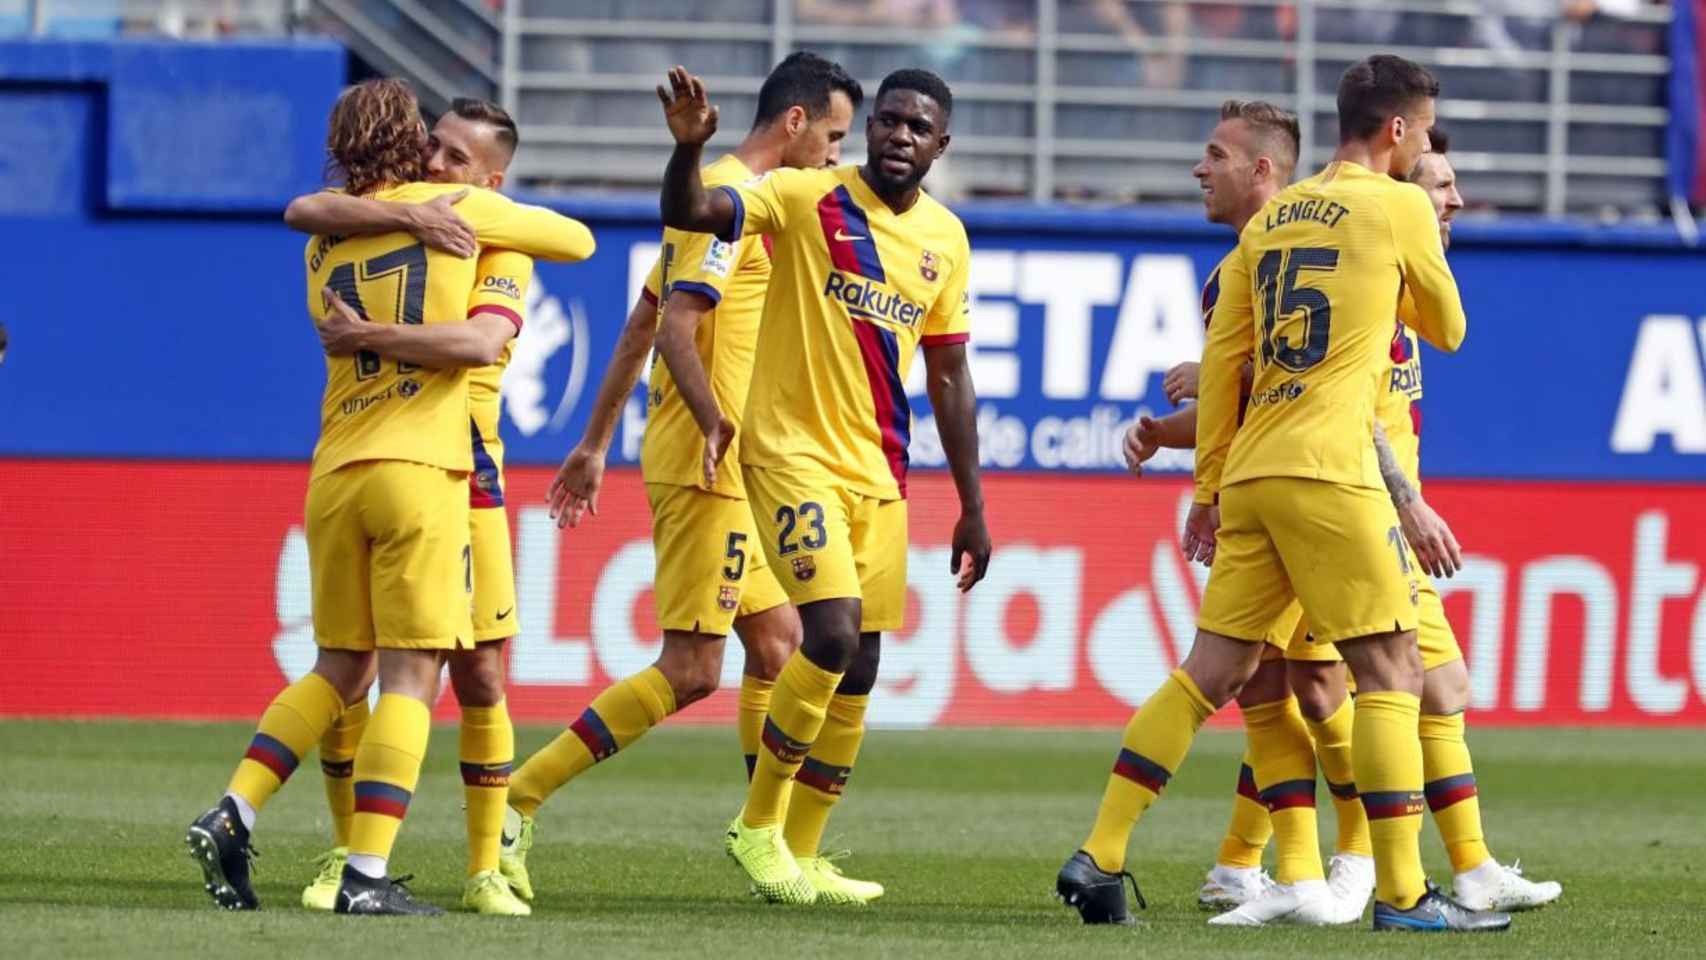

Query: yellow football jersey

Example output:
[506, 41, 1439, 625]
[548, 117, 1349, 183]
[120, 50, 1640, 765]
[465, 248, 534, 507]
[719, 165, 972, 500]
[1379, 290, 1425, 489]
[1194, 161, 1465, 504]
[640, 153, 771, 498]
[305, 183, 594, 479]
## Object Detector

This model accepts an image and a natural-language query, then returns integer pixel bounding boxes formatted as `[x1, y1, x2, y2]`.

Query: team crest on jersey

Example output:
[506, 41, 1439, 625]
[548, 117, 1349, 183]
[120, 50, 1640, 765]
[791, 556, 817, 582]
[398, 378, 421, 398]
[919, 249, 940, 281]
[718, 585, 740, 612]
[481, 275, 522, 300]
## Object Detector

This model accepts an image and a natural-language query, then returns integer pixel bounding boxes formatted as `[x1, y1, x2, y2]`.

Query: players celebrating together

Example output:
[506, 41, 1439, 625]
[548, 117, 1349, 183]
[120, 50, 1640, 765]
[186, 45, 1557, 933]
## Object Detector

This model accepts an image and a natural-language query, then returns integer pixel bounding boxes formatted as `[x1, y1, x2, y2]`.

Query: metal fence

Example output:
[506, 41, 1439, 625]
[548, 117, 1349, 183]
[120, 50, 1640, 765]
[5, 0, 1676, 217]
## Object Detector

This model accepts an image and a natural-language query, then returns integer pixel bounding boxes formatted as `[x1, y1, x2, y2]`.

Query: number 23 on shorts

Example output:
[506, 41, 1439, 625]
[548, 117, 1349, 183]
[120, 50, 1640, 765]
[775, 502, 828, 556]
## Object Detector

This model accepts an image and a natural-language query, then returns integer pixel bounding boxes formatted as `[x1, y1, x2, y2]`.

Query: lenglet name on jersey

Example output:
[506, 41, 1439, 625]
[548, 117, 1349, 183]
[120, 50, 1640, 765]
[823, 272, 927, 329]
[1264, 198, 1350, 232]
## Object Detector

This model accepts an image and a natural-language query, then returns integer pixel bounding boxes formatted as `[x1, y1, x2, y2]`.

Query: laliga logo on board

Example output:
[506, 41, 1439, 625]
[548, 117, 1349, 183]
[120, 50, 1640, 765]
[502, 276, 590, 437]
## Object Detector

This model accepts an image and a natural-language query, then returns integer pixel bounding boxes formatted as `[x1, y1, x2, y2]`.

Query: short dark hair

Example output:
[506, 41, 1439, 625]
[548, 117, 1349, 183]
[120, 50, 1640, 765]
[1337, 54, 1440, 142]
[753, 52, 863, 128]
[875, 68, 953, 119]
[1220, 99, 1301, 180]
[450, 97, 519, 156]
[1427, 126, 1450, 155]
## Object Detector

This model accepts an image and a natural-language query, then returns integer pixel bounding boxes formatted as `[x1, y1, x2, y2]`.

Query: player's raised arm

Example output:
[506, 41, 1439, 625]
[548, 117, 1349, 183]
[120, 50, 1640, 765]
[1392, 184, 1467, 352]
[548, 284, 660, 529]
[656, 67, 739, 238]
[284, 188, 477, 257]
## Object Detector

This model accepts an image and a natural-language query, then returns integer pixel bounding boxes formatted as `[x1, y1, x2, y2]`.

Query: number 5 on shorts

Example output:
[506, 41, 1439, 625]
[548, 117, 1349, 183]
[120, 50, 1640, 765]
[723, 531, 747, 582]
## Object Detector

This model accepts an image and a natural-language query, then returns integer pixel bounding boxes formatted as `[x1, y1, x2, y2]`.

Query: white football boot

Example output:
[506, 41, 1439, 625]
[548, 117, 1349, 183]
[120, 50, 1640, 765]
[1197, 864, 1274, 910]
[1207, 877, 1343, 926]
[1453, 858, 1562, 911]
[1324, 853, 1375, 924]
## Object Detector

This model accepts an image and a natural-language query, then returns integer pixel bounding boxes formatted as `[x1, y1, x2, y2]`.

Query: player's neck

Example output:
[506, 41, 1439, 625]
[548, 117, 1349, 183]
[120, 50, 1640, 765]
[1331, 140, 1390, 176]
[733, 132, 785, 176]
[857, 164, 920, 214]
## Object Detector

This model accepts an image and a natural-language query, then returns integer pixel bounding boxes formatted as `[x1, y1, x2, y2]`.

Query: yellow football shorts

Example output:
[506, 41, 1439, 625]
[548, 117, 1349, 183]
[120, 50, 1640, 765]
[470, 504, 519, 643]
[741, 464, 907, 633]
[1197, 476, 1419, 645]
[646, 482, 790, 636]
[306, 459, 473, 651]
[1280, 573, 1462, 669]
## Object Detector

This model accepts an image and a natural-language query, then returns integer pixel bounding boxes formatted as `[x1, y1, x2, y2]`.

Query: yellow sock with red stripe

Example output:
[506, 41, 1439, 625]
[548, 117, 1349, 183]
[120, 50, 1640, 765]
[226, 672, 344, 816]
[460, 701, 514, 876]
[319, 698, 369, 847]
[1245, 696, 1324, 884]
[508, 667, 676, 818]
[1353, 691, 1427, 910]
[1306, 696, 1373, 857]
[784, 693, 867, 859]
[347, 693, 432, 869]
[1420, 712, 1490, 874]
[1082, 669, 1215, 873]
[1215, 747, 1272, 869]
[738, 675, 775, 781]
[743, 653, 843, 829]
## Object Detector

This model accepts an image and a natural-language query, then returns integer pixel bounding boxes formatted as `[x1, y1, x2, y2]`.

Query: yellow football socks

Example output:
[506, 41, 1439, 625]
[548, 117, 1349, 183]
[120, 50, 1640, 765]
[1215, 746, 1272, 870]
[1244, 696, 1324, 884]
[738, 674, 775, 781]
[1420, 711, 1490, 874]
[1353, 690, 1427, 910]
[1307, 696, 1373, 857]
[347, 693, 432, 866]
[460, 701, 515, 876]
[743, 653, 843, 830]
[1082, 669, 1215, 873]
[508, 666, 676, 818]
[319, 697, 369, 847]
[784, 692, 868, 858]
[227, 672, 344, 814]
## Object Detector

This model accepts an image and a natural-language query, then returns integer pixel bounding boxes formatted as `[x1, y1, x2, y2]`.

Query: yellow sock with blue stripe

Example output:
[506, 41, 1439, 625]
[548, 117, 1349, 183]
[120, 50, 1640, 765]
[319, 698, 368, 847]
[738, 675, 775, 781]
[460, 701, 514, 876]
[1244, 696, 1324, 884]
[508, 667, 675, 818]
[1082, 669, 1215, 872]
[784, 692, 868, 858]
[1215, 747, 1272, 870]
[227, 672, 344, 817]
[743, 653, 843, 830]
[1420, 712, 1490, 874]
[347, 693, 432, 872]
[1306, 696, 1373, 857]
[1354, 691, 1427, 910]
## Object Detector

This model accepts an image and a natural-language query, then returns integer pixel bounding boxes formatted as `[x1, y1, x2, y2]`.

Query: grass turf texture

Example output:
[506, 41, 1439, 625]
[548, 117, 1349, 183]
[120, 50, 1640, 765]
[1, 721, 1699, 958]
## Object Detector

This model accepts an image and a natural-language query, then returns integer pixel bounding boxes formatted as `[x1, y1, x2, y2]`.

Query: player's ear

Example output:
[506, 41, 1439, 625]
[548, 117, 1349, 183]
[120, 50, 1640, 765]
[486, 170, 506, 191]
[1253, 155, 1272, 184]
[934, 132, 951, 159]
[785, 104, 807, 138]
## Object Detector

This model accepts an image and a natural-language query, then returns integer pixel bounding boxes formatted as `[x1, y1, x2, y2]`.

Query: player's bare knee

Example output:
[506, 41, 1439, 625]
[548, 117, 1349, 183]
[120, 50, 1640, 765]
[377, 649, 443, 702]
[1422, 658, 1470, 715]
[1233, 657, 1288, 708]
[798, 599, 861, 673]
[835, 633, 882, 696]
[1181, 630, 1263, 708]
[735, 605, 801, 681]
[657, 631, 724, 707]
[448, 642, 506, 707]
[313, 648, 375, 704]
[1287, 662, 1346, 722]
[1339, 631, 1423, 697]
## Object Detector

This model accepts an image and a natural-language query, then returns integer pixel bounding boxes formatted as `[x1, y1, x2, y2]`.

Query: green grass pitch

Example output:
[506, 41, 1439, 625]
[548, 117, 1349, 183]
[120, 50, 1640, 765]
[1, 720, 1700, 958]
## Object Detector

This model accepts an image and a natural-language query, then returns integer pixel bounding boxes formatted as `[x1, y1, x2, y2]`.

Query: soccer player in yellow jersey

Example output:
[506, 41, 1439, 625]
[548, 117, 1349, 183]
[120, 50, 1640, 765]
[185, 79, 594, 916]
[1058, 55, 1510, 933]
[280, 98, 574, 917]
[1162, 131, 1558, 917]
[657, 64, 992, 904]
[500, 53, 864, 903]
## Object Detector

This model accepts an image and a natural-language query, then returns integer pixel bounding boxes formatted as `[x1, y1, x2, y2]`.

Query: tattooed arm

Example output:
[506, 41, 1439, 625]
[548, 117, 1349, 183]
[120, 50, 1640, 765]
[1375, 422, 1461, 578]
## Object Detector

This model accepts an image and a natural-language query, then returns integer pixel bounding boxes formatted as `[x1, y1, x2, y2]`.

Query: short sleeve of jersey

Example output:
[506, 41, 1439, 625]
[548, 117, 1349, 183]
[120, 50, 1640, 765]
[466, 249, 533, 332]
[921, 234, 972, 346]
[718, 167, 817, 243]
[658, 226, 741, 306]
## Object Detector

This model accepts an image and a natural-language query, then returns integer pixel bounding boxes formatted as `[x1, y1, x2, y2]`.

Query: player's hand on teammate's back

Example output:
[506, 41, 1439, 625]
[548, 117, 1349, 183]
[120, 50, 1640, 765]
[1182, 502, 1219, 566]
[318, 288, 369, 356]
[951, 512, 992, 593]
[548, 446, 605, 529]
[657, 66, 719, 146]
[1163, 362, 1200, 405]
[1123, 416, 1162, 476]
[1398, 497, 1462, 579]
[702, 415, 736, 488]
[406, 189, 476, 257]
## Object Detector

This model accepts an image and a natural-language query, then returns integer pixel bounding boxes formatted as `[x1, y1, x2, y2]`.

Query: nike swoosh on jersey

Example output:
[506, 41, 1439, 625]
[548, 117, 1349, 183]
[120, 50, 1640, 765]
[833, 228, 866, 242]
[495, 607, 512, 620]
